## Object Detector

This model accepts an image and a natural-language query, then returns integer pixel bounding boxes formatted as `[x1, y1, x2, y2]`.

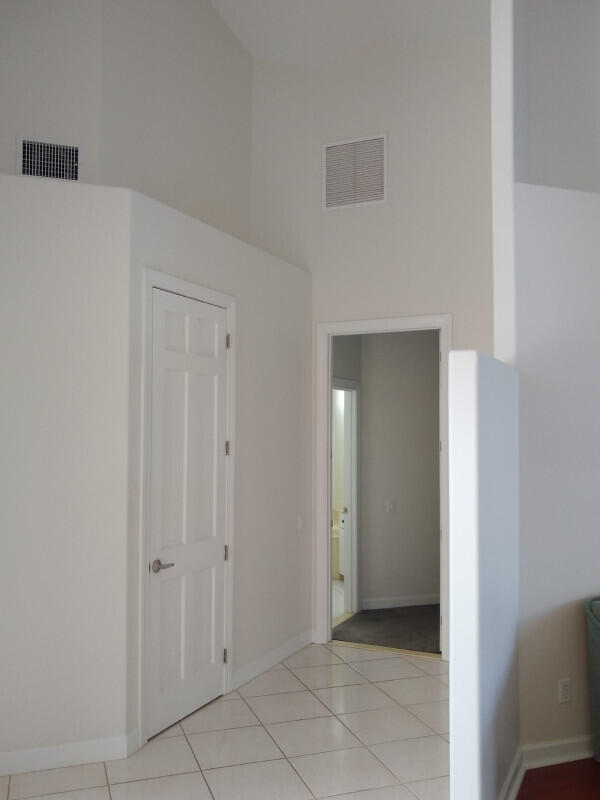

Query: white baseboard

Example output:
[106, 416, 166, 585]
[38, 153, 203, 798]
[498, 748, 526, 800]
[0, 730, 139, 777]
[5, 684, 588, 794]
[230, 630, 312, 690]
[2, 630, 315, 778]
[126, 727, 143, 757]
[361, 593, 440, 610]
[494, 733, 594, 799]
[521, 734, 593, 770]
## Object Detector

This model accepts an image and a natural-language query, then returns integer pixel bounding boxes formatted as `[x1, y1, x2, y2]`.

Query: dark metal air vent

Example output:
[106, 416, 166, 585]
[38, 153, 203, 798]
[21, 139, 79, 181]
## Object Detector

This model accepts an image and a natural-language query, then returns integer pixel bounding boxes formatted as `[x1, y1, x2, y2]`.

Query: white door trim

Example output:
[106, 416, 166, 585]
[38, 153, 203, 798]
[314, 314, 452, 658]
[140, 268, 235, 743]
[331, 378, 360, 615]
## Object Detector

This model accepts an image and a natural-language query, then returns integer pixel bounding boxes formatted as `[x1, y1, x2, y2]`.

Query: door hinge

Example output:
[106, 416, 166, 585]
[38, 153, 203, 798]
[225, 440, 231, 456]
[440, 351, 442, 362]
[439, 441, 442, 453]
[223, 648, 228, 664]
[224, 544, 229, 561]
[226, 333, 231, 349]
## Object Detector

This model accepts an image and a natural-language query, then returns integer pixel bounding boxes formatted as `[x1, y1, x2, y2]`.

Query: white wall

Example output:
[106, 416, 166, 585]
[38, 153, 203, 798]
[127, 193, 312, 729]
[332, 335, 361, 382]
[101, 0, 253, 242]
[253, 12, 496, 649]
[0, 176, 312, 774]
[359, 332, 440, 607]
[252, 5, 494, 352]
[0, 0, 253, 241]
[515, 183, 600, 755]
[449, 351, 519, 800]
[251, 60, 311, 271]
[514, 0, 600, 193]
[0, 0, 104, 182]
[491, 0, 516, 365]
[0, 175, 131, 772]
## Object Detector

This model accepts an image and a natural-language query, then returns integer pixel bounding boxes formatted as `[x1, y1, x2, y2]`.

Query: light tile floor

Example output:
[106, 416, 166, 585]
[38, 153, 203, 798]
[3, 643, 449, 800]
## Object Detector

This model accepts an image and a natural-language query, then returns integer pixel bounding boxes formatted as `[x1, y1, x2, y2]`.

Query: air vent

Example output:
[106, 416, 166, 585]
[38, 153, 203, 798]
[21, 139, 79, 181]
[324, 136, 385, 209]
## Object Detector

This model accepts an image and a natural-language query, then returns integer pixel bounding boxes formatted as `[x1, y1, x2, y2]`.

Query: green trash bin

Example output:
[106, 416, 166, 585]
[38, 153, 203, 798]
[586, 597, 600, 762]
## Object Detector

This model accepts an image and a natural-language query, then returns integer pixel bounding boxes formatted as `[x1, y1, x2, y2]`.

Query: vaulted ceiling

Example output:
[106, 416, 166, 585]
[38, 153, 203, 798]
[210, 0, 482, 69]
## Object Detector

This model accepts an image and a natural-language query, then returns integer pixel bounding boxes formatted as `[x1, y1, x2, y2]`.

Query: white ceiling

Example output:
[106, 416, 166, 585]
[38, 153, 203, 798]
[210, 0, 476, 69]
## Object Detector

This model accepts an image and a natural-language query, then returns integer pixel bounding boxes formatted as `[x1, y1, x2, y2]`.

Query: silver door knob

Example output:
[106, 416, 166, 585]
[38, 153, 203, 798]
[151, 558, 175, 573]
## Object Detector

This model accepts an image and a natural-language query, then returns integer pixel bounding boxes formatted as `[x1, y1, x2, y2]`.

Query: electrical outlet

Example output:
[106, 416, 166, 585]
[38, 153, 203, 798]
[558, 678, 572, 704]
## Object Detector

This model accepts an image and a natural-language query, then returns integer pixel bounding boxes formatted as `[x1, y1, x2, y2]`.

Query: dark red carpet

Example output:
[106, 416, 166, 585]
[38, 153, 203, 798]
[517, 759, 600, 799]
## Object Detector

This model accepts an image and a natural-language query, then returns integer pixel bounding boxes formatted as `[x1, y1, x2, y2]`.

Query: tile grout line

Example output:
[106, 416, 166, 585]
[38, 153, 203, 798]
[279, 654, 435, 789]
[398, 690, 449, 738]
[235, 689, 318, 800]
[7, 780, 108, 800]
[186, 726, 292, 771]
[349, 654, 450, 781]
[338, 710, 438, 750]
[402, 784, 421, 799]
[105, 768, 206, 788]
[283, 646, 450, 786]
[367, 673, 449, 717]
[404, 775, 451, 799]
[241, 687, 318, 699]
[187, 714, 332, 731]
[283, 650, 426, 711]
[363, 741, 450, 787]
[178, 726, 216, 800]
[103, 761, 112, 800]
[201, 755, 287, 772]
[326, 640, 443, 661]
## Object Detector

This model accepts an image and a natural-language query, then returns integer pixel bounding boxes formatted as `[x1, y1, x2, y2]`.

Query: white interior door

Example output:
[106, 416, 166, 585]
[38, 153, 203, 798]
[146, 287, 228, 737]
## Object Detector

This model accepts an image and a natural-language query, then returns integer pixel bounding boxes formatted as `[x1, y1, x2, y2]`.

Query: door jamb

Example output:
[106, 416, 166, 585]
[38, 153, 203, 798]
[139, 268, 236, 744]
[314, 314, 452, 658]
[331, 378, 360, 617]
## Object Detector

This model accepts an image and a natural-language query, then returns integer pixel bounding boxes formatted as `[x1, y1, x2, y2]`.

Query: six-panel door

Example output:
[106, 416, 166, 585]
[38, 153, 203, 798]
[146, 288, 227, 737]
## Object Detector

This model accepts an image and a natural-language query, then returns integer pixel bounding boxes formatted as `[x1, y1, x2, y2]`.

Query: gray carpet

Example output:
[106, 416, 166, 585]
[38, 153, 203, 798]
[332, 604, 440, 653]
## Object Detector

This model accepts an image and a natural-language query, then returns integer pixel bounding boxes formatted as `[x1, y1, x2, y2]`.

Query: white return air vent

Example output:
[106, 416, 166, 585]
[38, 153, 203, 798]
[324, 135, 386, 209]
[19, 138, 79, 181]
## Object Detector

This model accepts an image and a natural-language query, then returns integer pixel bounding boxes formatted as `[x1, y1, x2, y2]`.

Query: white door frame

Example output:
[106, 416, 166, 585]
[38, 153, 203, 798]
[140, 268, 236, 743]
[331, 379, 360, 616]
[314, 314, 452, 658]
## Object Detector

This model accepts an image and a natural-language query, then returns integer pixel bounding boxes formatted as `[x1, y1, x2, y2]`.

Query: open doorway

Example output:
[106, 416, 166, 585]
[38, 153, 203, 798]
[316, 315, 451, 659]
[331, 330, 441, 653]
